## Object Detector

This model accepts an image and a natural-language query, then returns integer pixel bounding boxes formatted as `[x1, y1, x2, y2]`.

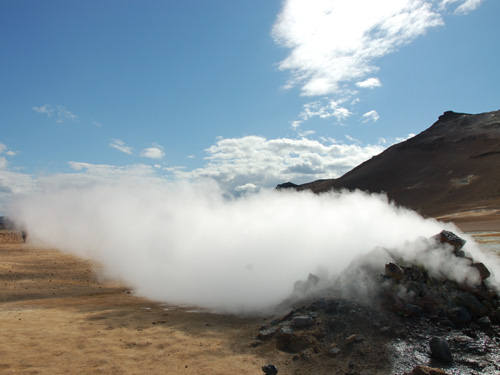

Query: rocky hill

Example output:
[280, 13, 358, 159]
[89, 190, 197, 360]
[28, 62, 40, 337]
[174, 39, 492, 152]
[278, 110, 500, 216]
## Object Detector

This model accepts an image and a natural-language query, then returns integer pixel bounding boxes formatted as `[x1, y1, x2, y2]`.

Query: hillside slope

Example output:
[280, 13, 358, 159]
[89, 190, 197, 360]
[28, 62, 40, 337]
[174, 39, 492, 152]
[280, 110, 500, 216]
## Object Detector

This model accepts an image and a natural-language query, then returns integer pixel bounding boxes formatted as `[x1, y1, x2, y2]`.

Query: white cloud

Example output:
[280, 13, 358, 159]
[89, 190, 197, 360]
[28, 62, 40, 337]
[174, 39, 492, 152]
[396, 133, 417, 142]
[300, 100, 352, 122]
[298, 129, 316, 137]
[175, 135, 385, 192]
[32, 104, 77, 124]
[234, 183, 259, 193]
[455, 0, 483, 14]
[345, 134, 361, 143]
[0, 157, 7, 169]
[0, 142, 17, 158]
[272, 0, 445, 97]
[32, 105, 54, 116]
[272, 0, 483, 98]
[356, 77, 382, 89]
[440, 0, 483, 14]
[67, 162, 158, 181]
[140, 146, 165, 160]
[362, 110, 380, 123]
[109, 139, 133, 155]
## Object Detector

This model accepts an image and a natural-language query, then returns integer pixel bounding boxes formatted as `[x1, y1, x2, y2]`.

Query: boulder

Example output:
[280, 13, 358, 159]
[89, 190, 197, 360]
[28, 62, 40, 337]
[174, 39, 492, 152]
[429, 337, 452, 363]
[262, 364, 278, 375]
[435, 230, 466, 252]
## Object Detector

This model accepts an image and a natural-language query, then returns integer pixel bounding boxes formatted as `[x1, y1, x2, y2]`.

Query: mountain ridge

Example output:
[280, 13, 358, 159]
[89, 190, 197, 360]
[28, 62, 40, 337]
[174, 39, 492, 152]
[277, 109, 500, 216]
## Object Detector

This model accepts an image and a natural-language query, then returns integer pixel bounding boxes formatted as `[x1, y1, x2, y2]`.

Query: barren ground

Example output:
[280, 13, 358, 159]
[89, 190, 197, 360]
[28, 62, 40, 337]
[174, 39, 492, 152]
[0, 210, 499, 375]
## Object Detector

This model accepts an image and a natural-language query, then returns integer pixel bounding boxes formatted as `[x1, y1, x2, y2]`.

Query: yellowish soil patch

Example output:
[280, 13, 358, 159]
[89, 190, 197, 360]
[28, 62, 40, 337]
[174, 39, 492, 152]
[0, 243, 313, 375]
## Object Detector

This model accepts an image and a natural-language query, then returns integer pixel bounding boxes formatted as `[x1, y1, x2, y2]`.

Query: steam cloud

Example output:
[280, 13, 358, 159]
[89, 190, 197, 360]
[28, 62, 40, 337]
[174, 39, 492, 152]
[8, 180, 499, 313]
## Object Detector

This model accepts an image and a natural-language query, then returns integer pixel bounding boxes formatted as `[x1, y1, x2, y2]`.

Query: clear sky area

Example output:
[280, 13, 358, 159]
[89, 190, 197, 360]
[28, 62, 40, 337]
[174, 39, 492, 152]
[0, 0, 499, 209]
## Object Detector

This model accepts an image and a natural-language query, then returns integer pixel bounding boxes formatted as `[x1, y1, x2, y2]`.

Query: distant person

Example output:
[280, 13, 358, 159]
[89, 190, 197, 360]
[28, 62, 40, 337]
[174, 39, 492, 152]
[21, 230, 27, 243]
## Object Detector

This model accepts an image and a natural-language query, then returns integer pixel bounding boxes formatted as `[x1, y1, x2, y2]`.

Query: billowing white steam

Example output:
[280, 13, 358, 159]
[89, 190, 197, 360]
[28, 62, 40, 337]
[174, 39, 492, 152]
[8, 180, 499, 313]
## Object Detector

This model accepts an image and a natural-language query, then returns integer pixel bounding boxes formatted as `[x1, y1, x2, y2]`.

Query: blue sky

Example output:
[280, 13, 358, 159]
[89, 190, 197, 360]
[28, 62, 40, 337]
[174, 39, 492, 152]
[0, 0, 499, 208]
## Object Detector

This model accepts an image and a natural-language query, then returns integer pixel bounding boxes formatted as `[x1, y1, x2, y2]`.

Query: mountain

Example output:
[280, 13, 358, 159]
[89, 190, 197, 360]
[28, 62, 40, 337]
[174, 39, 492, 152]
[277, 110, 500, 216]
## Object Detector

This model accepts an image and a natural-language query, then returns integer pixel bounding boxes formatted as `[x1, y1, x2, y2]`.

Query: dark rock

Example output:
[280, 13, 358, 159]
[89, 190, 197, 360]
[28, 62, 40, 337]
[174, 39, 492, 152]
[471, 262, 491, 281]
[262, 364, 278, 375]
[435, 230, 466, 252]
[429, 337, 453, 363]
[328, 346, 341, 356]
[379, 326, 392, 334]
[275, 182, 299, 190]
[291, 315, 315, 329]
[275, 326, 312, 353]
[448, 306, 472, 326]
[455, 293, 488, 317]
[405, 304, 424, 317]
[477, 316, 491, 328]
[345, 334, 364, 344]
[407, 365, 450, 375]
[258, 326, 279, 340]
[490, 308, 500, 324]
[385, 262, 404, 280]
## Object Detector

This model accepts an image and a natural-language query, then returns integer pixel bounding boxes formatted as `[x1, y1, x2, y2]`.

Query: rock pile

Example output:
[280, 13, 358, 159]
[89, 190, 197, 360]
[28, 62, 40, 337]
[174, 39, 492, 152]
[255, 230, 500, 374]
[381, 230, 499, 327]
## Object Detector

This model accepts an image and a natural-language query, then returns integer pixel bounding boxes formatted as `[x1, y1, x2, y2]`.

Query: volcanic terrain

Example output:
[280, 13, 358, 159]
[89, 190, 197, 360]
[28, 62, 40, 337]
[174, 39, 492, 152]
[279, 110, 500, 217]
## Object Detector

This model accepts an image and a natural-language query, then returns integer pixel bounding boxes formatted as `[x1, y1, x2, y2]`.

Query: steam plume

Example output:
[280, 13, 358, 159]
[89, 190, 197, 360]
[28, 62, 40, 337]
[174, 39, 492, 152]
[8, 180, 499, 313]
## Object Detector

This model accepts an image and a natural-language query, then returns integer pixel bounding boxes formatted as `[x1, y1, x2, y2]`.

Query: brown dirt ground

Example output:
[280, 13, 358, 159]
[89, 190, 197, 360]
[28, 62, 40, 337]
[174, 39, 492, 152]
[0, 241, 350, 375]
[0, 211, 499, 375]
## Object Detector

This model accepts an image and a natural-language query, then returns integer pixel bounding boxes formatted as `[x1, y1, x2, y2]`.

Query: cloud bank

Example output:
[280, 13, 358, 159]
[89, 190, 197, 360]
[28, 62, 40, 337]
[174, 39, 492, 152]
[176, 135, 384, 193]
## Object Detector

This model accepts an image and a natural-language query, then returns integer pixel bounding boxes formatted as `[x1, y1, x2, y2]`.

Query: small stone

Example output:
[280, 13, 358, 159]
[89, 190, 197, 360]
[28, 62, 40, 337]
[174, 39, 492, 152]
[429, 337, 452, 363]
[257, 326, 279, 340]
[385, 262, 404, 280]
[345, 334, 364, 344]
[262, 364, 278, 375]
[477, 316, 491, 328]
[328, 347, 341, 356]
[380, 326, 391, 334]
